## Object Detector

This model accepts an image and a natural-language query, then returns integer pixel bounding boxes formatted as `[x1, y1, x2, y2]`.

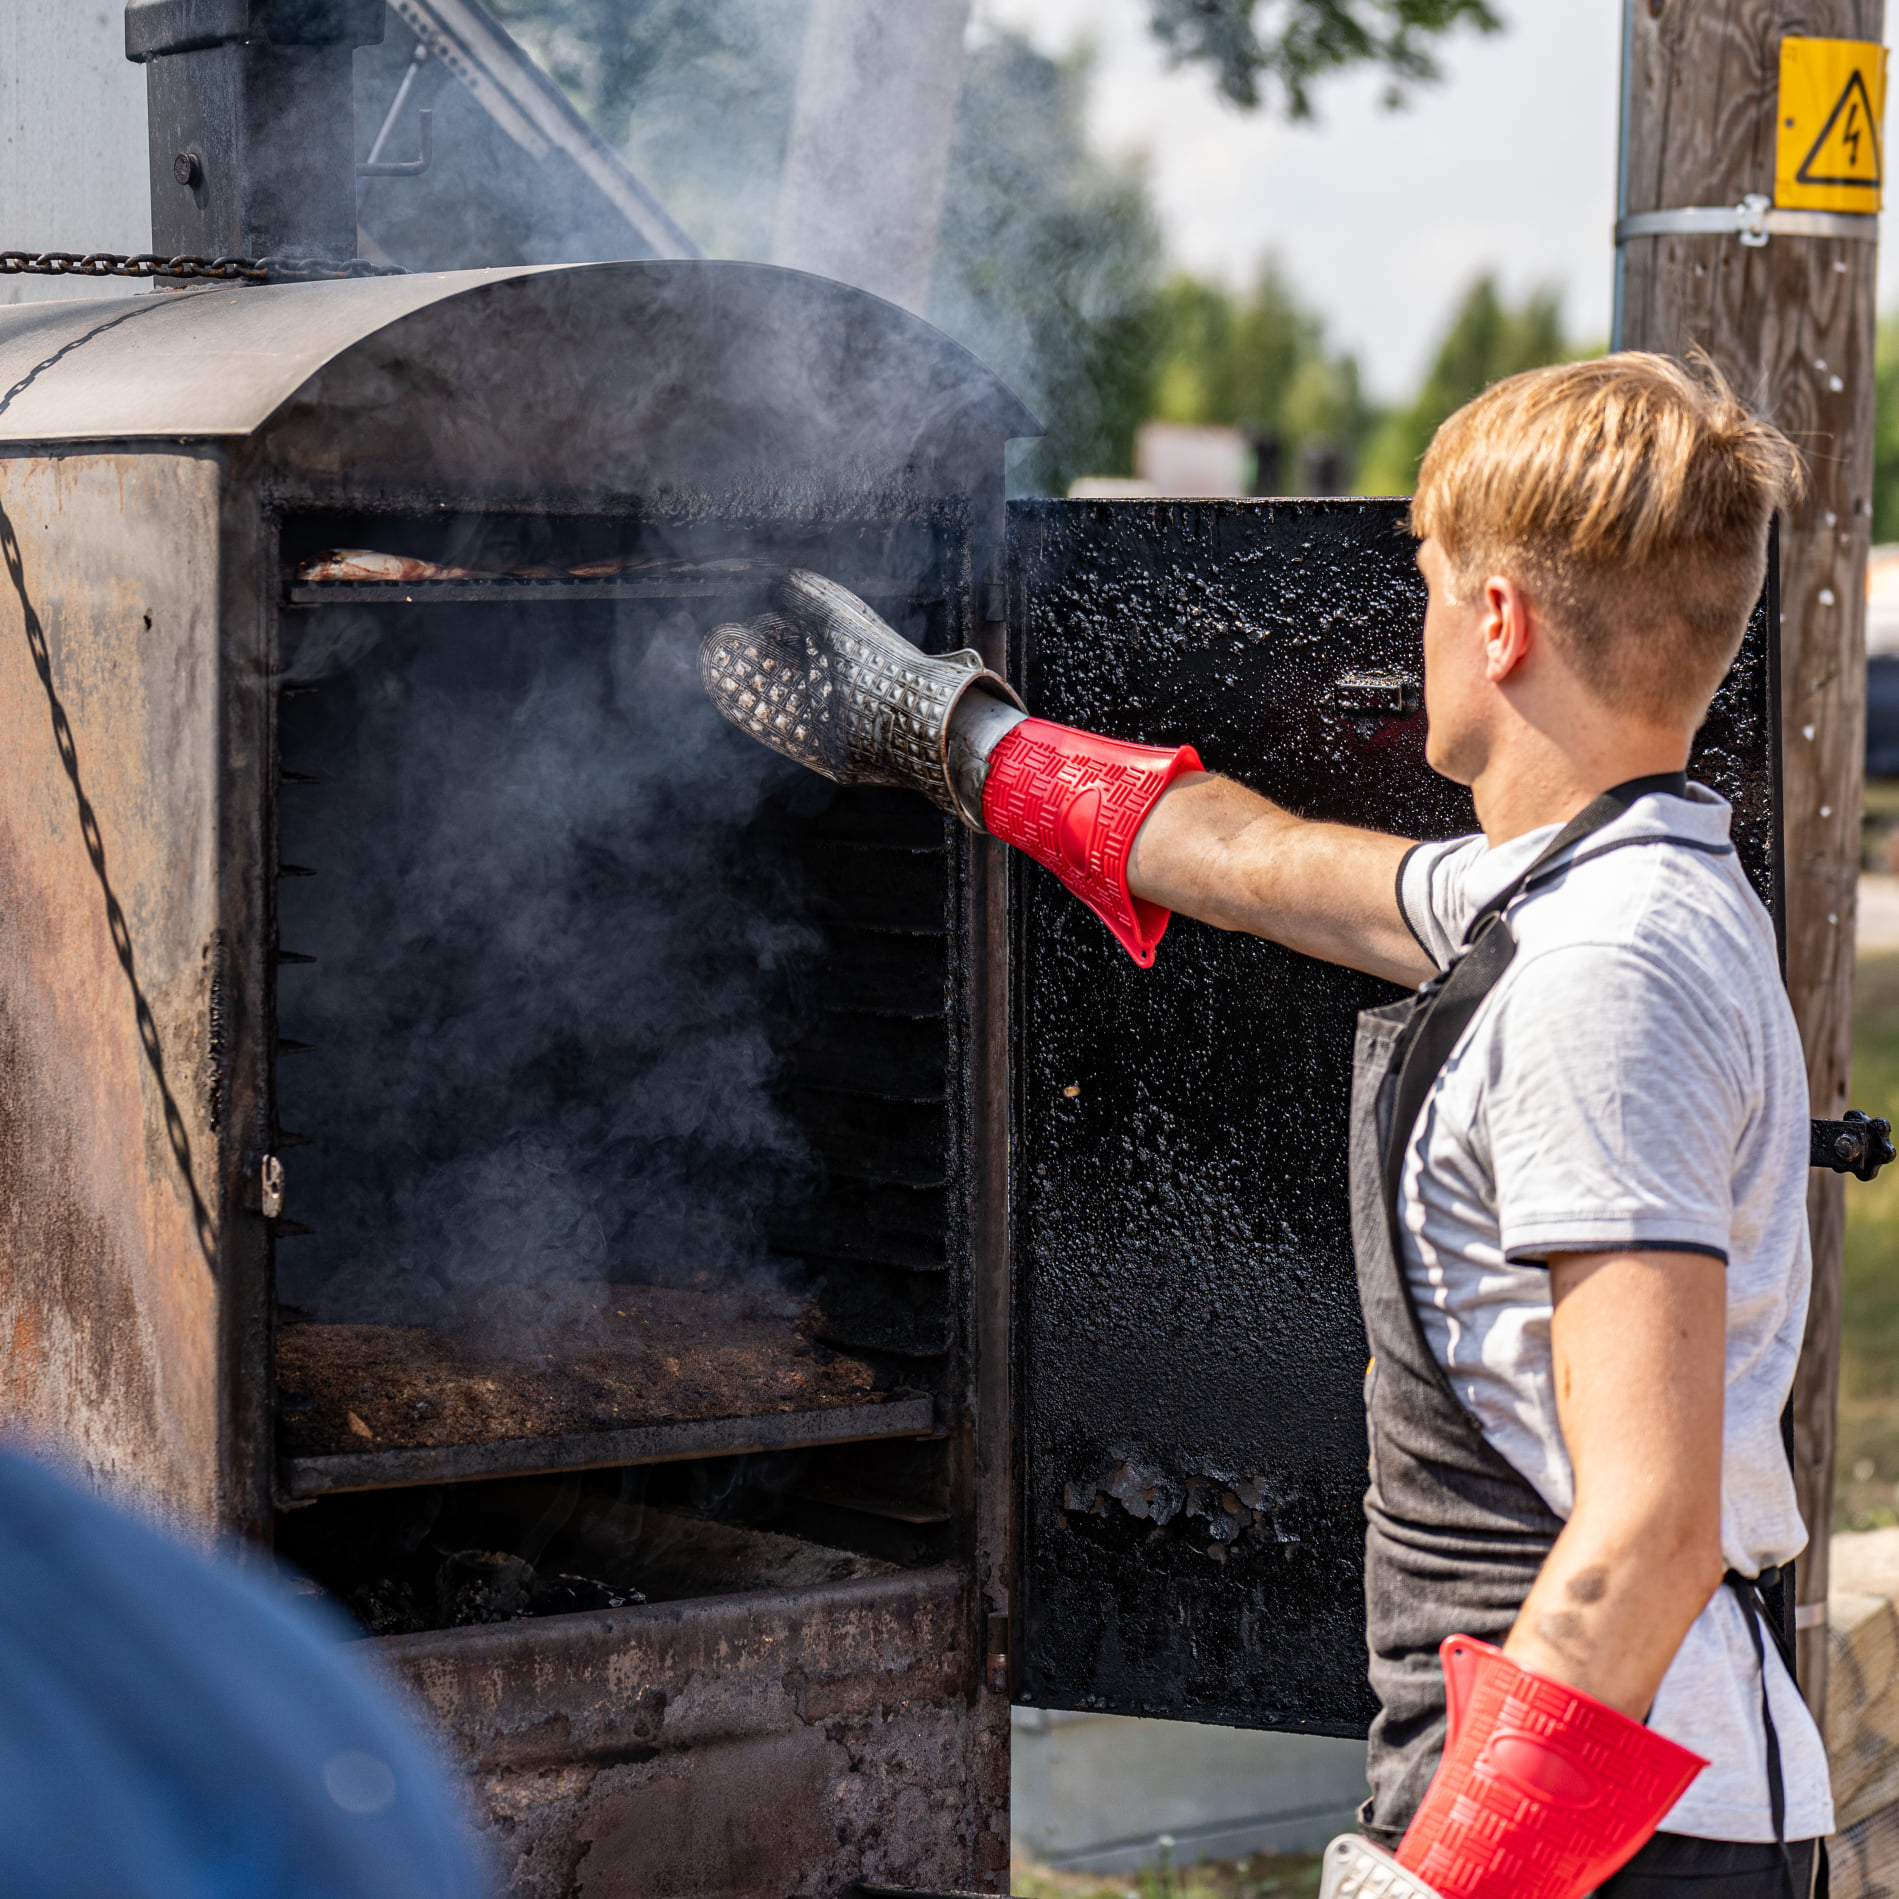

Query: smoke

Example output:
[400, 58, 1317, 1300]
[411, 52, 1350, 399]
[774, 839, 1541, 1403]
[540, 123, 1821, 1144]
[475, 0, 807, 262]
[427, 4, 1161, 492]
[274, 595, 820, 1326]
[929, 30, 1164, 496]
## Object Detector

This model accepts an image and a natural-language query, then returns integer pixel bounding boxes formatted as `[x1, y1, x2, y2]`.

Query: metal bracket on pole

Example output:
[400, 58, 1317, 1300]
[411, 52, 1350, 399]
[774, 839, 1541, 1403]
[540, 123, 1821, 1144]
[1616, 192, 1877, 248]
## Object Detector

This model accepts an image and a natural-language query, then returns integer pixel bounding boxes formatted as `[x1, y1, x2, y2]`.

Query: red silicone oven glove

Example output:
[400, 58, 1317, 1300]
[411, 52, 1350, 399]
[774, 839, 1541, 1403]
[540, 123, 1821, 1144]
[1396, 1636, 1707, 1899]
[981, 717, 1204, 967]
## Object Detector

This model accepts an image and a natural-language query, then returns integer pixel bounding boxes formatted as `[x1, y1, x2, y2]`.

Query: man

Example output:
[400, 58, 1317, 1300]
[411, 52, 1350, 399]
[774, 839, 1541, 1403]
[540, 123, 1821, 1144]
[700, 353, 1826, 1897]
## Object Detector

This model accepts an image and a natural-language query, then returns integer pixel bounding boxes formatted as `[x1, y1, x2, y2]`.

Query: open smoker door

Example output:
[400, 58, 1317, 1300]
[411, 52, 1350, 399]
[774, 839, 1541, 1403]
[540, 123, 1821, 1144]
[1005, 497, 1781, 1734]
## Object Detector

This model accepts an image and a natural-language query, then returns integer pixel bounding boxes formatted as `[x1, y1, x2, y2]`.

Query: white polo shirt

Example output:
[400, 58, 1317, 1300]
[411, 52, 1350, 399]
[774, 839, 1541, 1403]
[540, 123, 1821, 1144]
[1395, 782, 1832, 1844]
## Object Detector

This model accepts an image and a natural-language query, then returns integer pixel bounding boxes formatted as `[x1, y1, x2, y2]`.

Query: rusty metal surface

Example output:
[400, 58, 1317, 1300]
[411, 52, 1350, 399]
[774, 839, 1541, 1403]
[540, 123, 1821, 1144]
[0, 258, 1025, 1890]
[0, 449, 253, 1530]
[1007, 498, 1780, 1733]
[0, 264, 1036, 466]
[377, 1567, 1002, 1899]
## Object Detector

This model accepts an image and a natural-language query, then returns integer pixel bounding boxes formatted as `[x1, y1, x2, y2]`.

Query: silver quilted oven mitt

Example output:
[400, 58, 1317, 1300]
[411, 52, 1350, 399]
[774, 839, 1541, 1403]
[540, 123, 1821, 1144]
[699, 569, 1024, 830]
[1316, 1835, 1444, 1899]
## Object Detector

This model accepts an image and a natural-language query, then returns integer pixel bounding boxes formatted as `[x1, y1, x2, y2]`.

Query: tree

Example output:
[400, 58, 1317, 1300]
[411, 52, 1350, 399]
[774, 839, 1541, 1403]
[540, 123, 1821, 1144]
[482, 0, 1512, 492]
[1358, 273, 1569, 493]
[930, 36, 1165, 496]
[1146, 0, 1502, 115]
[1147, 261, 1374, 490]
[1873, 313, 1899, 545]
[487, 0, 801, 260]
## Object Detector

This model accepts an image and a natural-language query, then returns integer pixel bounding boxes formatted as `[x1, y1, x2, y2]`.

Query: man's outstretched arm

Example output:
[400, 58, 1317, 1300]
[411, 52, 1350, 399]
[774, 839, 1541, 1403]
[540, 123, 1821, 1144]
[1128, 772, 1433, 987]
[698, 574, 1432, 983]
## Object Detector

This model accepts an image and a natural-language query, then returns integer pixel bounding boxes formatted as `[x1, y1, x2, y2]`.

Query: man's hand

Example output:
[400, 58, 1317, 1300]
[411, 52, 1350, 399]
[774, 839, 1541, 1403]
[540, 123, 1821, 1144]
[1127, 772, 1433, 986]
[1502, 1249, 1728, 1718]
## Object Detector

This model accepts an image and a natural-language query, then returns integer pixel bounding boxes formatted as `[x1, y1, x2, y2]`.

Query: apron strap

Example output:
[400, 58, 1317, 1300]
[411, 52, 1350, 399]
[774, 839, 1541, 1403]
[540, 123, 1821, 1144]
[1726, 1568, 1794, 1890]
[1382, 772, 1688, 1216]
[1381, 918, 1518, 1215]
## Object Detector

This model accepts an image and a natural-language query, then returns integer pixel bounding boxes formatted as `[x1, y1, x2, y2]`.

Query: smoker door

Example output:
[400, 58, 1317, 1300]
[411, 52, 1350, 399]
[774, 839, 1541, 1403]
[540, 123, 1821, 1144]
[1006, 498, 1780, 1734]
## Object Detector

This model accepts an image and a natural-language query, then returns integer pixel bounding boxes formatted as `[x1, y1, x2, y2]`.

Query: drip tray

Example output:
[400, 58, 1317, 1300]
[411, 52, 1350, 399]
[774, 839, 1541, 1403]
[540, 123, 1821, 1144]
[276, 1279, 933, 1498]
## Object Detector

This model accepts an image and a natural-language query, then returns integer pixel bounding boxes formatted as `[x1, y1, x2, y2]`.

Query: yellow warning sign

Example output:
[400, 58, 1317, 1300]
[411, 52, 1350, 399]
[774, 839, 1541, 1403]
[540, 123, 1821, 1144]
[1777, 36, 1888, 212]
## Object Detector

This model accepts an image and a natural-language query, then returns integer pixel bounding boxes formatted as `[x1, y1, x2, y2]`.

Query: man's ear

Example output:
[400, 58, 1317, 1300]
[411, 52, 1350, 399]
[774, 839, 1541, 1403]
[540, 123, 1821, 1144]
[1480, 573, 1534, 683]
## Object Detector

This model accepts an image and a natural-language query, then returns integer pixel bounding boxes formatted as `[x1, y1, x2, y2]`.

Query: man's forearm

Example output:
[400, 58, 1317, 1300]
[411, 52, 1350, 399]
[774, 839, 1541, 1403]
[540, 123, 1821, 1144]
[1503, 1497, 1725, 1720]
[1127, 772, 1432, 985]
[1502, 1249, 1728, 1719]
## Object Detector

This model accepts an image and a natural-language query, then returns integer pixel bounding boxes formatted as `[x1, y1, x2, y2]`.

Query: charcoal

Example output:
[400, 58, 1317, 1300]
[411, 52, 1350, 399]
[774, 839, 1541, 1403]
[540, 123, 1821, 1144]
[436, 1548, 536, 1625]
[528, 1572, 645, 1615]
[345, 1576, 425, 1637]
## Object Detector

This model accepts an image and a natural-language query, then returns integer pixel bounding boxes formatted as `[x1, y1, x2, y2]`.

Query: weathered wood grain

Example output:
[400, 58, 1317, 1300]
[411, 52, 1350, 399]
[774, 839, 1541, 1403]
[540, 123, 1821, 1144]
[1619, 0, 1883, 1719]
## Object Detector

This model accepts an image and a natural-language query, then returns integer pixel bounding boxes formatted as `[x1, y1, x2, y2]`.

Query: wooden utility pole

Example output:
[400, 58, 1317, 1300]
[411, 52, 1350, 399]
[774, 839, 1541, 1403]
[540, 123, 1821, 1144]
[1618, 0, 1884, 1717]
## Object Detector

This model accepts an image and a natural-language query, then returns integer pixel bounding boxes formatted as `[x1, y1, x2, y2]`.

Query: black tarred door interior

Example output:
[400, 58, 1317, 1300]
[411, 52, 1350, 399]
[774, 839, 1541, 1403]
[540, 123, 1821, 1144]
[1006, 498, 1780, 1736]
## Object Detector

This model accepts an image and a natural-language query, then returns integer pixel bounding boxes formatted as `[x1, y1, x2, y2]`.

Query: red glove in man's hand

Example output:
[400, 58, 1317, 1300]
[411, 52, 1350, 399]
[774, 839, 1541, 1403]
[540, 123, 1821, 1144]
[982, 719, 1203, 968]
[1395, 1636, 1706, 1899]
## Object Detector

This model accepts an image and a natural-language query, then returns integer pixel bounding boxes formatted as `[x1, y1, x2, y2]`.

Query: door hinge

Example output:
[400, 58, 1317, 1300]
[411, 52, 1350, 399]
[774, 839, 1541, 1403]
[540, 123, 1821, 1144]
[984, 1612, 1010, 1695]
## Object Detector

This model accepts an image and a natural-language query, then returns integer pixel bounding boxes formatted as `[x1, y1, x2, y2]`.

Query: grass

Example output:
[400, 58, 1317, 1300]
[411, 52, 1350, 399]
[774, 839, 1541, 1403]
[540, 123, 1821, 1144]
[1011, 1850, 1324, 1899]
[1839, 950, 1899, 1528]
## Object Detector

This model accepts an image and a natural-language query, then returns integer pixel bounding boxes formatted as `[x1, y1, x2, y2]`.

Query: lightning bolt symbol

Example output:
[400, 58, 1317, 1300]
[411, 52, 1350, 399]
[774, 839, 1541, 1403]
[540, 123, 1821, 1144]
[1846, 102, 1862, 168]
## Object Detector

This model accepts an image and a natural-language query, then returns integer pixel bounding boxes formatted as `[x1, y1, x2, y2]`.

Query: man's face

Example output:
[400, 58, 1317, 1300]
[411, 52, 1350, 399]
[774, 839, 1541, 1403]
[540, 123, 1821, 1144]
[1415, 536, 1493, 786]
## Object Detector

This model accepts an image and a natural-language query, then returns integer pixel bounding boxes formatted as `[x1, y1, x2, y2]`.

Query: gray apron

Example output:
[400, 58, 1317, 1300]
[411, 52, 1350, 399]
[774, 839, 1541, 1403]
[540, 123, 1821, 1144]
[1347, 776, 1795, 1858]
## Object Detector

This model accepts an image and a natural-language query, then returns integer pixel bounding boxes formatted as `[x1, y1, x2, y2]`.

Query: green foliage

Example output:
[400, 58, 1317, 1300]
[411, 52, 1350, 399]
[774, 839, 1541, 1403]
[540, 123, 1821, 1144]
[1358, 273, 1569, 494]
[1837, 949, 1899, 1528]
[1145, 0, 1503, 115]
[1873, 312, 1899, 545]
[932, 38, 1165, 496]
[1013, 1848, 1323, 1899]
[1147, 264, 1372, 491]
[486, 0, 804, 259]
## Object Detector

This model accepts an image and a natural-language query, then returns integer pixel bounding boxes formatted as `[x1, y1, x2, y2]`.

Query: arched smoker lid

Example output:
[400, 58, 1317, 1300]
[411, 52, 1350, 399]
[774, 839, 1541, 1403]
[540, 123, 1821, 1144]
[0, 260, 1042, 482]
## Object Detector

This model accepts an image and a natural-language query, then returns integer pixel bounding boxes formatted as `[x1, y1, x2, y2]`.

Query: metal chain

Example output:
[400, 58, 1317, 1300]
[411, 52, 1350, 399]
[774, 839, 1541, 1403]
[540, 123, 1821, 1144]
[0, 250, 405, 284]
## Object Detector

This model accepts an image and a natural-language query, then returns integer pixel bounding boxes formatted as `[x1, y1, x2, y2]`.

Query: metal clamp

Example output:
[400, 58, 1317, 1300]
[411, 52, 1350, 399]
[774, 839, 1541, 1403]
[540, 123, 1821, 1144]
[1617, 193, 1877, 249]
[1810, 1110, 1895, 1181]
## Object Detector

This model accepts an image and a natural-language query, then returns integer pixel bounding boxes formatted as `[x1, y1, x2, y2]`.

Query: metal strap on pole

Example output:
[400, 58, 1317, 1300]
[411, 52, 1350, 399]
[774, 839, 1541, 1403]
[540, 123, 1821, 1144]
[1616, 191, 1877, 247]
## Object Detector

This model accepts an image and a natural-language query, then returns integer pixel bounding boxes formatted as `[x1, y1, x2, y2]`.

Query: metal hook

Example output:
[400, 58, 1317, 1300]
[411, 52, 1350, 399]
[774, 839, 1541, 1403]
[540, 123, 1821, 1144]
[357, 42, 434, 193]
[357, 106, 432, 179]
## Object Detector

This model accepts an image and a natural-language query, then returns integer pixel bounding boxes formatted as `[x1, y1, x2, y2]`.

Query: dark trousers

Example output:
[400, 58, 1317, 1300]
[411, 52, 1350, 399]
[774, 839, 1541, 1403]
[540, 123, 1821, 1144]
[1597, 1832, 1819, 1895]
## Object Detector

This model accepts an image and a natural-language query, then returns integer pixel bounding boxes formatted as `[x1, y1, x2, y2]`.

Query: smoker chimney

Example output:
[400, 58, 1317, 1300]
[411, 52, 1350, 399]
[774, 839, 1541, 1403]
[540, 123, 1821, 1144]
[126, 0, 385, 264]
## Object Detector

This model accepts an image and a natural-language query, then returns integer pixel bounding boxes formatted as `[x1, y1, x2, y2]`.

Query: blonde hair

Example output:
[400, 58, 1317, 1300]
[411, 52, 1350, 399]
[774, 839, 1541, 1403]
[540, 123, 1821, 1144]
[1410, 352, 1801, 722]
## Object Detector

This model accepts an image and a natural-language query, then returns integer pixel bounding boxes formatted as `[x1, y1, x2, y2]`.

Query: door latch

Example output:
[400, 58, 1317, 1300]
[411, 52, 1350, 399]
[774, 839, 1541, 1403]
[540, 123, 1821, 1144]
[1328, 670, 1420, 716]
[1811, 1111, 1894, 1181]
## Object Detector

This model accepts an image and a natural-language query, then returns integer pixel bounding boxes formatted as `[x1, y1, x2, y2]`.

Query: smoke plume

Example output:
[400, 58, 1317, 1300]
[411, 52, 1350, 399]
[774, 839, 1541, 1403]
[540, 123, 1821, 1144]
[274, 595, 818, 1325]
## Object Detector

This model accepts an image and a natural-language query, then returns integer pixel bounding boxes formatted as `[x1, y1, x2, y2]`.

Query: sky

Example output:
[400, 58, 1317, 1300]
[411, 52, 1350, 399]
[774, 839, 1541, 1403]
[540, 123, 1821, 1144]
[975, 1, 1899, 404]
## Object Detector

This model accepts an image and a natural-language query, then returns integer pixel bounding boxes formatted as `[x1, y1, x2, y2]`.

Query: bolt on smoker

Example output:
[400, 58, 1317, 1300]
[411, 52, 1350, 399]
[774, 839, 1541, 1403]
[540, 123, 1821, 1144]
[0, 5, 1866, 1896]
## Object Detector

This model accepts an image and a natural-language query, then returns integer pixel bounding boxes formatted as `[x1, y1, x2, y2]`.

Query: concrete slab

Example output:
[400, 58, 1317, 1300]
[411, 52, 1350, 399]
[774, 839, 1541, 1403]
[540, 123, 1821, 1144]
[1012, 1709, 1368, 1873]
